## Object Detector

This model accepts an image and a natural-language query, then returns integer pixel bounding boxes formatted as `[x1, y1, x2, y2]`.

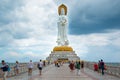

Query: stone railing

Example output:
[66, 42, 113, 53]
[0, 62, 50, 79]
[105, 65, 120, 77]
[84, 62, 120, 77]
[7, 63, 38, 77]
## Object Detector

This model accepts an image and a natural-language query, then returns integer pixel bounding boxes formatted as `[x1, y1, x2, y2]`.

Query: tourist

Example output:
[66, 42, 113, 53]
[100, 59, 105, 75]
[27, 60, 34, 75]
[48, 61, 50, 65]
[56, 61, 60, 67]
[0, 60, 9, 80]
[43, 60, 46, 67]
[75, 61, 81, 75]
[61, 61, 64, 66]
[98, 60, 101, 73]
[69, 60, 75, 72]
[94, 63, 98, 71]
[37, 60, 43, 75]
[14, 61, 20, 75]
[81, 61, 84, 71]
[54, 61, 57, 67]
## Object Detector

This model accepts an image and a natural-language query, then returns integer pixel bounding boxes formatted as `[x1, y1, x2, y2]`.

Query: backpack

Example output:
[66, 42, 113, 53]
[8, 66, 10, 72]
[7, 65, 11, 72]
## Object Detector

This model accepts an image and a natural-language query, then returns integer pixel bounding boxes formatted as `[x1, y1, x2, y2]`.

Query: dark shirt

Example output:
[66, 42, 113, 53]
[75, 62, 80, 69]
[0, 64, 8, 72]
[100, 62, 104, 69]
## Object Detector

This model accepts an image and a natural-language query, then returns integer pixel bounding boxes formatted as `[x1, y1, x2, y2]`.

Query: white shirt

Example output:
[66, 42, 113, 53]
[28, 62, 34, 68]
[15, 63, 19, 69]
[39, 62, 43, 68]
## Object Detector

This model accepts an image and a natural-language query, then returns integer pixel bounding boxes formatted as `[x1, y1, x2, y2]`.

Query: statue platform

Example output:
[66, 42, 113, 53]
[46, 46, 80, 62]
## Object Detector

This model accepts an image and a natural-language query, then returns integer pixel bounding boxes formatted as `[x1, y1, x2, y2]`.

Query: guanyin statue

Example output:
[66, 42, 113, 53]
[57, 4, 69, 46]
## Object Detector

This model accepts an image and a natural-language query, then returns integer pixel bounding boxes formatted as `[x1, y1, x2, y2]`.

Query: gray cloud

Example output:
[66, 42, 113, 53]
[84, 45, 120, 62]
[58, 0, 120, 35]
[0, 30, 13, 47]
[0, 0, 31, 47]
[0, 0, 25, 25]
[0, 0, 57, 47]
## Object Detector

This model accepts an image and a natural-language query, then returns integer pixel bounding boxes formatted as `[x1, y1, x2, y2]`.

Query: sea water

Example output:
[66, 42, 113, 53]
[0, 63, 16, 67]
[106, 63, 120, 67]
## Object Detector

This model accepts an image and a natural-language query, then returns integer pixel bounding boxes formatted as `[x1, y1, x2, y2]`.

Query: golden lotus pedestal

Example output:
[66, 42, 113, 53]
[46, 46, 80, 62]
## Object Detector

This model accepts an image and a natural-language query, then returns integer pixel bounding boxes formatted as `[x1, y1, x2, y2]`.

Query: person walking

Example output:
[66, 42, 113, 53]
[43, 60, 46, 67]
[69, 60, 75, 72]
[94, 63, 98, 71]
[27, 60, 34, 75]
[100, 59, 105, 75]
[38, 60, 43, 75]
[75, 61, 81, 75]
[98, 60, 101, 73]
[81, 61, 84, 72]
[0, 60, 9, 80]
[14, 61, 20, 75]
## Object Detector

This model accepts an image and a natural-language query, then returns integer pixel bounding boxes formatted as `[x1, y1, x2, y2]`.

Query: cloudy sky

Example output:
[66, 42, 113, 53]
[0, 0, 120, 62]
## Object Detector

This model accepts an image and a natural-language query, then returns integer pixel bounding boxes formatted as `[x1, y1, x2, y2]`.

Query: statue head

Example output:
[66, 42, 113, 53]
[60, 8, 65, 15]
[58, 4, 67, 15]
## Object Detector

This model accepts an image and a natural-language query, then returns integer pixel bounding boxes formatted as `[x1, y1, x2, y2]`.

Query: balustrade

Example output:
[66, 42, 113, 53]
[84, 62, 120, 77]
[0, 62, 50, 79]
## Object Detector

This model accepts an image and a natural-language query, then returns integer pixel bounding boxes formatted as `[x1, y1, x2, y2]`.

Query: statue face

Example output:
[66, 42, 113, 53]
[61, 8, 65, 15]
[58, 4, 67, 15]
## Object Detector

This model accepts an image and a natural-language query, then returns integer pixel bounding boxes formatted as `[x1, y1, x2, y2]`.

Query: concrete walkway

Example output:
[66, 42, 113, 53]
[8, 63, 120, 80]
